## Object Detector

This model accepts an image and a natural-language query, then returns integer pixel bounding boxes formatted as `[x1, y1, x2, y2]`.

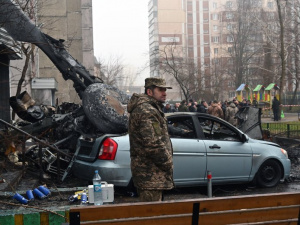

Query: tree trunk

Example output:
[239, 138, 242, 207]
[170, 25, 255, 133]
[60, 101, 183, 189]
[276, 0, 286, 102]
[12, 44, 35, 120]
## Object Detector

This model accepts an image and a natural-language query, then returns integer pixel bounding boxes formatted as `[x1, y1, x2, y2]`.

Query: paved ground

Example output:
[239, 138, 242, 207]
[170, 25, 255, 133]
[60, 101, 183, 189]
[261, 112, 299, 123]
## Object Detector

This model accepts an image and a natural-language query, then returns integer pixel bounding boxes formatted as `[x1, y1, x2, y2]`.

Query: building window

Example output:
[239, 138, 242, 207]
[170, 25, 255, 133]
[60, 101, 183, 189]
[267, 12, 275, 20]
[161, 37, 180, 42]
[213, 25, 218, 31]
[226, 12, 233, 19]
[212, 13, 219, 20]
[204, 30, 209, 33]
[267, 1, 273, 9]
[212, 58, 220, 64]
[227, 35, 234, 42]
[213, 2, 217, 9]
[204, 53, 210, 57]
[227, 23, 232, 30]
[229, 91, 236, 98]
[226, 1, 233, 8]
[212, 36, 219, 43]
[228, 47, 233, 53]
[214, 48, 218, 54]
[228, 81, 235, 87]
[252, 0, 262, 7]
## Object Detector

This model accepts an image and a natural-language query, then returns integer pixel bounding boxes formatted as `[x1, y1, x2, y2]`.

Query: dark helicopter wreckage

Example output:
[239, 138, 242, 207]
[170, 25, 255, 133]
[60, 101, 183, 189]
[0, 0, 128, 180]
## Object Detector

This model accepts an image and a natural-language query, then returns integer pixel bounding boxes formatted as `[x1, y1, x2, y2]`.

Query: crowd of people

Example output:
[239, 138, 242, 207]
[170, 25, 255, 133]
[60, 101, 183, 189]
[163, 97, 260, 126]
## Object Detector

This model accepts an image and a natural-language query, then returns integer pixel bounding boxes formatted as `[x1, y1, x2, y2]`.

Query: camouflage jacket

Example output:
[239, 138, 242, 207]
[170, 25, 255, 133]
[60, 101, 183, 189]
[127, 93, 174, 190]
[225, 103, 238, 126]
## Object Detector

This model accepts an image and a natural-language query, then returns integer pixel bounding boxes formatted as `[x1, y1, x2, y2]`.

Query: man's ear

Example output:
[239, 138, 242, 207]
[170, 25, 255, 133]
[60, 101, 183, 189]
[147, 88, 153, 96]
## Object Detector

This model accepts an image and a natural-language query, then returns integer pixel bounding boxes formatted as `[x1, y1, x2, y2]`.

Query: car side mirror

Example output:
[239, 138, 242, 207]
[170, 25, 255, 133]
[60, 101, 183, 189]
[241, 134, 248, 142]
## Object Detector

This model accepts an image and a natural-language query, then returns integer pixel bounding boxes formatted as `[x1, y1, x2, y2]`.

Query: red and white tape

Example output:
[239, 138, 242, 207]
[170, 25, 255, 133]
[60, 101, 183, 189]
[262, 104, 300, 110]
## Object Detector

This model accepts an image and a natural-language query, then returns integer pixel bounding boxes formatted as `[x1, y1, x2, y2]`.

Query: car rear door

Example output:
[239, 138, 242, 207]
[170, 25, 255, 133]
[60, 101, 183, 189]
[198, 116, 253, 183]
[167, 115, 207, 187]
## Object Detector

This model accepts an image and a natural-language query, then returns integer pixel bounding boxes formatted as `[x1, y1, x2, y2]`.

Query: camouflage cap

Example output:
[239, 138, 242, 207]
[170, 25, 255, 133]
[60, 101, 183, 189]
[144, 77, 172, 89]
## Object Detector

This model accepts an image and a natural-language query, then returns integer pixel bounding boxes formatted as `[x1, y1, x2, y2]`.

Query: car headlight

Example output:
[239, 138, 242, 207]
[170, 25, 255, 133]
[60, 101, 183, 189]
[281, 148, 288, 158]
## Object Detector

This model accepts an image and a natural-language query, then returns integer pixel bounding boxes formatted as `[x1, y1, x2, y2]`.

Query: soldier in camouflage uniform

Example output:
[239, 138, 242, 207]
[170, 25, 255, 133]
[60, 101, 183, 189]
[127, 77, 174, 202]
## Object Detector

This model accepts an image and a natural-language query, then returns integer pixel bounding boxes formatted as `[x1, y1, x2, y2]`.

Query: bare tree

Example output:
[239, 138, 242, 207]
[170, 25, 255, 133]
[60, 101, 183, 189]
[276, 0, 287, 101]
[224, 0, 265, 89]
[96, 55, 125, 87]
[150, 41, 203, 101]
[7, 0, 38, 119]
[285, 0, 300, 106]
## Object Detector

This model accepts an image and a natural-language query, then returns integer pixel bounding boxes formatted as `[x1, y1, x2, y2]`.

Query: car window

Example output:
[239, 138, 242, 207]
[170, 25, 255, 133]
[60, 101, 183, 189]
[198, 117, 240, 141]
[167, 117, 196, 139]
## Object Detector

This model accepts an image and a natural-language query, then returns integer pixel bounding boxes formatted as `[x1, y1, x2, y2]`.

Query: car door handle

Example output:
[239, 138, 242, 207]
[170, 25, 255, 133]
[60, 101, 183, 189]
[209, 144, 221, 149]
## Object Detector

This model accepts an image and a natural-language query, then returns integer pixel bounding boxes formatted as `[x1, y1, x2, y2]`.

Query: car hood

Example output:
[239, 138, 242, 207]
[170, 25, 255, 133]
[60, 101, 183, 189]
[248, 138, 280, 148]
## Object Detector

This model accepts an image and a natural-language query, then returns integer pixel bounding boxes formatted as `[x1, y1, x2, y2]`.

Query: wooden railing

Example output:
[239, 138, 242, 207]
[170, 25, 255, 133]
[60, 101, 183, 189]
[69, 192, 300, 225]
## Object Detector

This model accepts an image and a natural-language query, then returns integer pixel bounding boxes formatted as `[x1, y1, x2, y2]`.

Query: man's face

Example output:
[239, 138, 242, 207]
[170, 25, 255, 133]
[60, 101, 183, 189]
[147, 87, 167, 103]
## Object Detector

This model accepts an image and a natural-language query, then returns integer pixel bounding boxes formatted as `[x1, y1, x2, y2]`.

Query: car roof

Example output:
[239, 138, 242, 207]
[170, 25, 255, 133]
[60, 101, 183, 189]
[165, 112, 216, 119]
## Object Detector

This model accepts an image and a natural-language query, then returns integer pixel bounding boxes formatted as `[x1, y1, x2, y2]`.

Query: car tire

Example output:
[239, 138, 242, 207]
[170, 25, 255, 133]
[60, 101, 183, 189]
[126, 178, 137, 192]
[256, 160, 282, 188]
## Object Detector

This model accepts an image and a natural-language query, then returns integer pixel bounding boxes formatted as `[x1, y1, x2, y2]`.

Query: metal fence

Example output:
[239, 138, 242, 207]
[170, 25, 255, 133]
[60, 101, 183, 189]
[281, 92, 300, 105]
[262, 123, 300, 139]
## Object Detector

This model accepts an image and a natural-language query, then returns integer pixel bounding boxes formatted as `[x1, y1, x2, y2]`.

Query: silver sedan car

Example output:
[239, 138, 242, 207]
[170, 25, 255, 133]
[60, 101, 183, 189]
[72, 113, 291, 188]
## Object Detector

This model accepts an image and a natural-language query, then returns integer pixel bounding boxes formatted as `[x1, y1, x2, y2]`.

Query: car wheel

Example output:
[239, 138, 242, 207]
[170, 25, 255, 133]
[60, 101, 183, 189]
[126, 178, 137, 192]
[256, 160, 282, 188]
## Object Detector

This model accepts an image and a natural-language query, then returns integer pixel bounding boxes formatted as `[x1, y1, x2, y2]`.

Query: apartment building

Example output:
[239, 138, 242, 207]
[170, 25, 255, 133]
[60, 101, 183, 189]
[37, 0, 94, 104]
[9, 0, 94, 106]
[148, 0, 278, 101]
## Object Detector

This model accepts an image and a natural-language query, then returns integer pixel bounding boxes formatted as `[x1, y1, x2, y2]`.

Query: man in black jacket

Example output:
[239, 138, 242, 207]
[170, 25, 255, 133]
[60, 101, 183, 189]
[272, 96, 280, 121]
[196, 100, 208, 113]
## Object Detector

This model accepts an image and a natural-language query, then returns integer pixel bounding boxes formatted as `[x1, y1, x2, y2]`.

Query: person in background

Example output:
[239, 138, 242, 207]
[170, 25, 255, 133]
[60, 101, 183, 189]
[196, 100, 208, 113]
[221, 101, 227, 118]
[173, 102, 180, 112]
[238, 99, 247, 111]
[225, 101, 239, 126]
[272, 96, 280, 121]
[163, 103, 173, 113]
[188, 101, 197, 112]
[252, 97, 258, 108]
[208, 100, 224, 119]
[127, 77, 174, 202]
[233, 98, 239, 107]
[178, 100, 189, 112]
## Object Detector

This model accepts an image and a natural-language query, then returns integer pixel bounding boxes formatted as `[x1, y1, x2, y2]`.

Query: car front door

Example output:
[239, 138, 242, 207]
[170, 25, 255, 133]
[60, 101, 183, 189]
[168, 116, 207, 187]
[199, 117, 253, 183]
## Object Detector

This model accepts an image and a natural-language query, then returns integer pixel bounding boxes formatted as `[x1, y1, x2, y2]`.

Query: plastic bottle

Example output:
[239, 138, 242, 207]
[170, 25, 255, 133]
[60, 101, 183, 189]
[93, 170, 103, 205]
[81, 189, 87, 205]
